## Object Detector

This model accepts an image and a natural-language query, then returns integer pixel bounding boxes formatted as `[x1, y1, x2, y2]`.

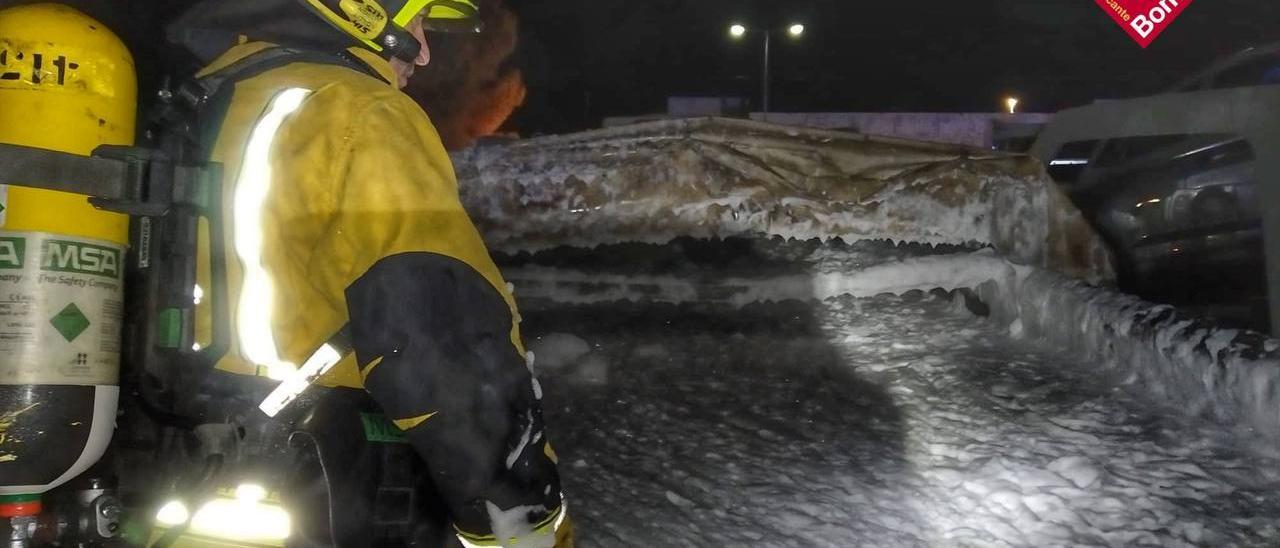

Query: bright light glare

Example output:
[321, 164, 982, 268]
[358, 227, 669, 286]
[155, 500, 190, 526]
[190, 498, 291, 542]
[259, 343, 343, 417]
[265, 363, 296, 381]
[1005, 96, 1020, 114]
[236, 484, 268, 503]
[788, 23, 806, 37]
[729, 24, 747, 38]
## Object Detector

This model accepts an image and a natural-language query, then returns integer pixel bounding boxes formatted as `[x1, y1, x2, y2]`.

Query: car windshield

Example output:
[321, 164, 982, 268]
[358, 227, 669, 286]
[1212, 51, 1280, 89]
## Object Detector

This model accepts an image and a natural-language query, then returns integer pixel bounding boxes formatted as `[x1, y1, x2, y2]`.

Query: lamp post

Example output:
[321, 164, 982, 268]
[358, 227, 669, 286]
[729, 22, 805, 114]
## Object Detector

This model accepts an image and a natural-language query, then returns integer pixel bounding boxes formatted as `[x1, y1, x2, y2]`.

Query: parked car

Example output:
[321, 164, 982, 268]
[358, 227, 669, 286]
[1036, 44, 1280, 330]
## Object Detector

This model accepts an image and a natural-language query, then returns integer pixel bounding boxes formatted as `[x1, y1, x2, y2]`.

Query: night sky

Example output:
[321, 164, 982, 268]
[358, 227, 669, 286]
[508, 0, 1280, 134]
[20, 0, 1280, 137]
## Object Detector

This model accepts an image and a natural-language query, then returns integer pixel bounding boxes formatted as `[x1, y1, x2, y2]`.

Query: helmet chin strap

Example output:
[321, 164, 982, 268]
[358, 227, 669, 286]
[377, 25, 422, 62]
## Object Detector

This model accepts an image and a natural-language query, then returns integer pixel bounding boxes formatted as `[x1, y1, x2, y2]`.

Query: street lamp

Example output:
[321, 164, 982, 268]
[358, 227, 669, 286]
[727, 22, 807, 113]
[1005, 96, 1020, 114]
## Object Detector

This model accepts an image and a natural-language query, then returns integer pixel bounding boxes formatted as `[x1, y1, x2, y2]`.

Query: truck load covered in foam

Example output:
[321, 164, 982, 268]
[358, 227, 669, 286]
[455, 117, 1112, 283]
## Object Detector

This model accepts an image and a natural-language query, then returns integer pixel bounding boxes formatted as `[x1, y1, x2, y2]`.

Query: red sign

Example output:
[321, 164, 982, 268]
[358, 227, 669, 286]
[1094, 0, 1194, 48]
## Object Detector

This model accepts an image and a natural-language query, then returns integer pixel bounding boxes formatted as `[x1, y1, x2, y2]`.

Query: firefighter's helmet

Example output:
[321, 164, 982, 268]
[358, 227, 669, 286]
[297, 0, 481, 62]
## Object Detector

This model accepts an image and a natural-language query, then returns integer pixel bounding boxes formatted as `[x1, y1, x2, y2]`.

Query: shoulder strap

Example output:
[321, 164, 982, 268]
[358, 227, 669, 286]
[187, 47, 385, 108]
[168, 47, 386, 161]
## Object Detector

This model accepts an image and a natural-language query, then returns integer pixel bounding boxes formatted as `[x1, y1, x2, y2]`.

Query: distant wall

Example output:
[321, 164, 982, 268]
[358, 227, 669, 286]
[667, 96, 749, 117]
[603, 96, 751, 128]
[751, 112, 1054, 150]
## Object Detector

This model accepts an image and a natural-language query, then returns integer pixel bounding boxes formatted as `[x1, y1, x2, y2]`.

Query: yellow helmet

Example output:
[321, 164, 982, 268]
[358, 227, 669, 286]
[297, 0, 481, 61]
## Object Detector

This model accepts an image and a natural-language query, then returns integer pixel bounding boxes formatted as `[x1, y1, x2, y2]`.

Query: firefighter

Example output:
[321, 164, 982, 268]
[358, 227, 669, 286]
[167, 1, 571, 546]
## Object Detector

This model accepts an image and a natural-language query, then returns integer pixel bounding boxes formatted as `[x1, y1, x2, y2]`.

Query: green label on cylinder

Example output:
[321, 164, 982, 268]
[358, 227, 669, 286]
[360, 412, 408, 444]
[0, 230, 123, 386]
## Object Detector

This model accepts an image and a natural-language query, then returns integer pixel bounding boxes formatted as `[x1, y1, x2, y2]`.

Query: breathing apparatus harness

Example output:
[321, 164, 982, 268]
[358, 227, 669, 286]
[0, 0, 483, 425]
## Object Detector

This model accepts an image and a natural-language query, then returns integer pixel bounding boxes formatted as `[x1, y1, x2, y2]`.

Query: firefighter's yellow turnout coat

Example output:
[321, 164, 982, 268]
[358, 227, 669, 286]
[193, 41, 569, 547]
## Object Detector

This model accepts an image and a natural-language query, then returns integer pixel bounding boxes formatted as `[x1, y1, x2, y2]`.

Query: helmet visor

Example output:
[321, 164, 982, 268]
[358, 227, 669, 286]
[392, 0, 482, 33]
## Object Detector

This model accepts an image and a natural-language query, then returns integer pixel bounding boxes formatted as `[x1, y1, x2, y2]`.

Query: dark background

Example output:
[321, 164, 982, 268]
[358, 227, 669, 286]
[508, 0, 1280, 134]
[15, 0, 1280, 140]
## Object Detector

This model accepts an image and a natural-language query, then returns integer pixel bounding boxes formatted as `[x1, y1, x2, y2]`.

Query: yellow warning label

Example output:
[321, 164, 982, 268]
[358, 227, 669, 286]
[0, 44, 85, 90]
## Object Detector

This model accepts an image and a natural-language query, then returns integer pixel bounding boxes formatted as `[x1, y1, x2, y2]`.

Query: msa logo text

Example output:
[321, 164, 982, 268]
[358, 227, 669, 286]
[0, 237, 24, 269]
[41, 240, 120, 278]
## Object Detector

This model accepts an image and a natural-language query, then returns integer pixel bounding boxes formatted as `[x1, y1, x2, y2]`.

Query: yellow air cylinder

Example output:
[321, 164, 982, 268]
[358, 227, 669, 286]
[0, 3, 136, 496]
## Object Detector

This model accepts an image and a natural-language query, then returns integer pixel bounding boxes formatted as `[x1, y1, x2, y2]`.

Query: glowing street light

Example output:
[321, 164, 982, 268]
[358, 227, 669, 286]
[1005, 96, 1020, 114]
[726, 22, 808, 113]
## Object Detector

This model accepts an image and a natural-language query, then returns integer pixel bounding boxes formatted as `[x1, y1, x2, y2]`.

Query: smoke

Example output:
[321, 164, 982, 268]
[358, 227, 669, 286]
[407, 0, 526, 151]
